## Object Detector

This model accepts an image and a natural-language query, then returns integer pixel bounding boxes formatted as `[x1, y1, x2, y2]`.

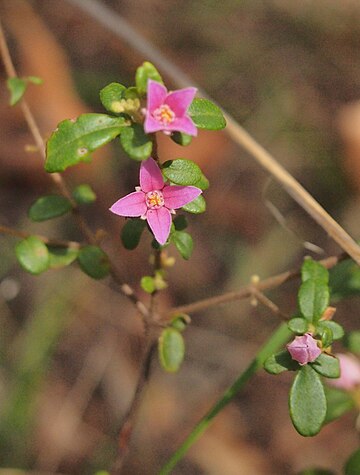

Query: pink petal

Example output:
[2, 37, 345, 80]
[147, 79, 167, 112]
[163, 185, 202, 209]
[140, 158, 164, 192]
[146, 207, 171, 245]
[109, 191, 146, 217]
[144, 114, 166, 134]
[168, 116, 198, 136]
[165, 87, 197, 116]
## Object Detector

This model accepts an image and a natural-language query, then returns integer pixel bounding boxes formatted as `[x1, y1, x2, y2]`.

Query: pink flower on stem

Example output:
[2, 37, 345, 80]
[144, 79, 197, 136]
[287, 333, 321, 366]
[109, 158, 202, 245]
[327, 353, 360, 391]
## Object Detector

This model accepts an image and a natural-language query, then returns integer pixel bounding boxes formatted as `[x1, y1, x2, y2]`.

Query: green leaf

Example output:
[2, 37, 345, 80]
[72, 184, 96, 204]
[302, 259, 329, 283]
[77, 245, 110, 279]
[263, 350, 299, 374]
[329, 260, 360, 300]
[135, 61, 163, 96]
[188, 98, 226, 130]
[173, 215, 188, 231]
[48, 246, 79, 269]
[311, 353, 340, 378]
[120, 123, 152, 161]
[288, 317, 309, 334]
[27, 75, 43, 85]
[298, 279, 329, 323]
[289, 365, 327, 436]
[345, 448, 360, 475]
[6, 77, 27, 106]
[15, 236, 49, 275]
[171, 132, 193, 147]
[158, 328, 185, 373]
[45, 113, 127, 172]
[324, 386, 354, 424]
[28, 195, 72, 221]
[172, 231, 193, 260]
[141, 276, 156, 294]
[121, 219, 147, 250]
[182, 195, 206, 214]
[170, 314, 191, 332]
[319, 327, 333, 348]
[316, 321, 344, 341]
[99, 82, 126, 113]
[344, 331, 360, 354]
[162, 159, 209, 190]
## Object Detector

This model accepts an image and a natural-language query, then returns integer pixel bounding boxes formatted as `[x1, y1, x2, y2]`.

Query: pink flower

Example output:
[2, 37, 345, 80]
[327, 353, 360, 391]
[144, 79, 197, 136]
[287, 333, 321, 366]
[109, 158, 202, 245]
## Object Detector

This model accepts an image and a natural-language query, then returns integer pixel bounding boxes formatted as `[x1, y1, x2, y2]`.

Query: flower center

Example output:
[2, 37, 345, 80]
[146, 190, 165, 209]
[153, 104, 175, 126]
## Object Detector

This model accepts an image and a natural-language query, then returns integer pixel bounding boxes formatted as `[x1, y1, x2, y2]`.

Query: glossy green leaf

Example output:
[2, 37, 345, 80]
[289, 365, 326, 436]
[173, 215, 188, 231]
[121, 219, 147, 250]
[317, 321, 344, 341]
[15, 236, 49, 275]
[311, 353, 340, 378]
[141, 276, 156, 294]
[298, 279, 329, 322]
[28, 195, 72, 221]
[324, 386, 354, 424]
[6, 77, 27, 106]
[263, 350, 299, 374]
[345, 448, 360, 475]
[45, 113, 127, 172]
[158, 328, 185, 373]
[288, 317, 308, 334]
[344, 331, 360, 354]
[120, 123, 152, 161]
[188, 98, 226, 130]
[48, 246, 79, 269]
[172, 231, 193, 260]
[72, 184, 96, 204]
[135, 61, 163, 96]
[171, 132, 192, 147]
[182, 195, 206, 214]
[302, 259, 329, 283]
[77, 245, 110, 279]
[162, 159, 207, 188]
[99, 82, 126, 113]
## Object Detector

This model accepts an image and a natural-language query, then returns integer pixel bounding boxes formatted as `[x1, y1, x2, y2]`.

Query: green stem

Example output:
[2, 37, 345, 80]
[158, 323, 291, 475]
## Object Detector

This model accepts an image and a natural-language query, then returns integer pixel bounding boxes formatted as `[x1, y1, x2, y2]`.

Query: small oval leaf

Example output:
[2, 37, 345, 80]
[172, 230, 193, 260]
[77, 245, 110, 279]
[120, 123, 152, 161]
[171, 132, 192, 147]
[99, 82, 126, 113]
[316, 321, 344, 341]
[6, 77, 27, 106]
[72, 184, 96, 205]
[182, 195, 206, 214]
[302, 259, 329, 283]
[15, 236, 49, 275]
[140, 276, 156, 294]
[136, 61, 163, 96]
[48, 246, 79, 269]
[158, 328, 185, 373]
[311, 353, 340, 379]
[264, 350, 299, 375]
[298, 279, 329, 323]
[188, 98, 226, 130]
[121, 219, 147, 250]
[289, 365, 327, 436]
[29, 195, 72, 221]
[288, 317, 309, 334]
[162, 159, 208, 190]
[45, 113, 127, 172]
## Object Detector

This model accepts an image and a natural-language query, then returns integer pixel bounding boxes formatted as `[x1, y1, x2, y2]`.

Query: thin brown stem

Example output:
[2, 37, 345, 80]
[167, 253, 347, 318]
[0, 224, 81, 249]
[250, 287, 289, 321]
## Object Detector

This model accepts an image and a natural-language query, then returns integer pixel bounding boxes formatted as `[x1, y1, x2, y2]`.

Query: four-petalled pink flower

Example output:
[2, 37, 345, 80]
[286, 333, 321, 366]
[109, 158, 202, 245]
[144, 79, 197, 136]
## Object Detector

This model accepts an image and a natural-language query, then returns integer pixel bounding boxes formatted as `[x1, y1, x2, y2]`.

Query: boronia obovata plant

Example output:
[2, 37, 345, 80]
[1, 18, 360, 475]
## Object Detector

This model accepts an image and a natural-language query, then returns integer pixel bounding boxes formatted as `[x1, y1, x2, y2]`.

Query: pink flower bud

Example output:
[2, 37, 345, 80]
[286, 333, 321, 366]
[327, 353, 360, 391]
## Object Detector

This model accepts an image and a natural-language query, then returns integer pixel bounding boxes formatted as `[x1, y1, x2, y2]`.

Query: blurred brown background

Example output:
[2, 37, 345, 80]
[1, 0, 360, 474]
